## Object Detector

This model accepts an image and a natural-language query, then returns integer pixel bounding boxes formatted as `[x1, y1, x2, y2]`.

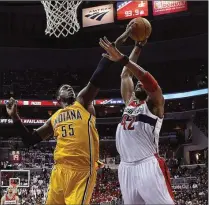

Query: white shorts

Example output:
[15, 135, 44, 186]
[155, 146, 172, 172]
[118, 155, 174, 205]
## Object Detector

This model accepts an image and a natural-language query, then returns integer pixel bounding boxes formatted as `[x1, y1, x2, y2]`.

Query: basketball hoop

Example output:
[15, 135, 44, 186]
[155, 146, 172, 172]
[41, 1, 82, 38]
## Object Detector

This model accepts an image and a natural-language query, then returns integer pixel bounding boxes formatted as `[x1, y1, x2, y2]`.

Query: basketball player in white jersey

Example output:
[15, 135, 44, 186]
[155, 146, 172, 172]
[1, 186, 19, 205]
[99, 30, 174, 204]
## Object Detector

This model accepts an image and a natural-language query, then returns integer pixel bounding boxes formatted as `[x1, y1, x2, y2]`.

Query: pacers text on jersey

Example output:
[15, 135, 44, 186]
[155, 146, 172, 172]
[53, 110, 82, 127]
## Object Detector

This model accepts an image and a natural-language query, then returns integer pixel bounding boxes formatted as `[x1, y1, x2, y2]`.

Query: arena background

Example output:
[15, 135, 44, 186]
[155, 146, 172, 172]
[0, 1, 208, 205]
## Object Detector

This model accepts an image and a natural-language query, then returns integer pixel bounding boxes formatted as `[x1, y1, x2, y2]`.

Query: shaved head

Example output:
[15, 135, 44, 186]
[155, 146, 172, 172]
[56, 84, 76, 106]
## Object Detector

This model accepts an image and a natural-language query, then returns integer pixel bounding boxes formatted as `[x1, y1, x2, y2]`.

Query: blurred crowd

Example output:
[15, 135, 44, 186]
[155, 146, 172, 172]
[0, 163, 208, 205]
[1, 69, 81, 100]
[0, 61, 207, 98]
[0, 139, 208, 205]
[194, 110, 208, 136]
[91, 167, 121, 204]
[0, 65, 208, 114]
[173, 166, 208, 205]
[1, 139, 207, 170]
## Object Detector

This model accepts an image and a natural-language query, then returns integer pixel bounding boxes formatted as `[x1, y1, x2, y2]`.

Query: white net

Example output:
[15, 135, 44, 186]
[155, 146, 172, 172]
[41, 1, 82, 38]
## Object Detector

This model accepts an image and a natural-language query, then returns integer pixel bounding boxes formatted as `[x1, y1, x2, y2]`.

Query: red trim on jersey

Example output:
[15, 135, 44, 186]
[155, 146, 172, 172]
[128, 100, 145, 107]
[154, 154, 174, 200]
[5, 194, 16, 201]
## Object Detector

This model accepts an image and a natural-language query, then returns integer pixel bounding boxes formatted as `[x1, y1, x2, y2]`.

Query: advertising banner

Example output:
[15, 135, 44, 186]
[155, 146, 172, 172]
[82, 4, 114, 27]
[0, 119, 46, 125]
[153, 1, 187, 16]
[0, 89, 207, 107]
[0, 100, 58, 107]
[172, 184, 189, 190]
[94, 99, 124, 105]
[117, 1, 148, 20]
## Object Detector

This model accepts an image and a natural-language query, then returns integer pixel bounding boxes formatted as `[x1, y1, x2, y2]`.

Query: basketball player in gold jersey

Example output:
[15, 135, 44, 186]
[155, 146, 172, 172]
[6, 28, 133, 205]
[1, 186, 19, 205]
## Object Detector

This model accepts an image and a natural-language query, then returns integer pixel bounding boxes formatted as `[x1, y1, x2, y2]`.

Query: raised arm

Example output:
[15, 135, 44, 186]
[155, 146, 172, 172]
[121, 44, 143, 105]
[76, 57, 111, 113]
[6, 98, 53, 147]
[77, 28, 132, 113]
[120, 58, 164, 108]
[100, 37, 164, 117]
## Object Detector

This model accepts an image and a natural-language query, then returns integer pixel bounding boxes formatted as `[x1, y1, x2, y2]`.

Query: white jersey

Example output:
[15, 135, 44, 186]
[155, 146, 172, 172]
[116, 100, 163, 162]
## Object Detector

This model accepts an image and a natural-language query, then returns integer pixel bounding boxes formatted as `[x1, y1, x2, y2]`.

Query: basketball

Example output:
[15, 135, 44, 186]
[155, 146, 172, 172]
[129, 17, 152, 42]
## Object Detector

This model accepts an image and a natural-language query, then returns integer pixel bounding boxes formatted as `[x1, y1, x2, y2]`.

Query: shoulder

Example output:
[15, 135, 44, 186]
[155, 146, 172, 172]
[49, 109, 62, 121]
[1, 195, 5, 201]
[74, 101, 94, 117]
[52, 108, 62, 117]
[146, 99, 164, 119]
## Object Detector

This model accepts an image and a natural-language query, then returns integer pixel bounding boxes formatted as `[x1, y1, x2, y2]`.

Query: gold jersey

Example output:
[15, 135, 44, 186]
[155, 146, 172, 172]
[51, 101, 99, 170]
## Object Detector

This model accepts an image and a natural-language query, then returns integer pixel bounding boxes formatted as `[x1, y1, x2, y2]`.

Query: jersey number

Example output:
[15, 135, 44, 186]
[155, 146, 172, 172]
[61, 124, 74, 137]
[121, 115, 136, 130]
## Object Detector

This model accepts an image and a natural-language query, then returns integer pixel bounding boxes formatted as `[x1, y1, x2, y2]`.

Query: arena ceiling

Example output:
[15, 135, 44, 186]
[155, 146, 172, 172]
[0, 1, 207, 49]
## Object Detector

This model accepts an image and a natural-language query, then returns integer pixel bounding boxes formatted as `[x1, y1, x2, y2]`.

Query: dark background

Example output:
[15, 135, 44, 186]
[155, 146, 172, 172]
[0, 1, 207, 99]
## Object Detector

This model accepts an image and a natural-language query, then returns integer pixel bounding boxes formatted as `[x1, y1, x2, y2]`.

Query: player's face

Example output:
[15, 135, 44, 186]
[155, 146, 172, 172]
[134, 81, 148, 101]
[57, 84, 75, 103]
[8, 187, 13, 194]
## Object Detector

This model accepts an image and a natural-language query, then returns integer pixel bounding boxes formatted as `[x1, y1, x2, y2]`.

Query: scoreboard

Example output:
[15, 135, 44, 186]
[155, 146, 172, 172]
[117, 1, 148, 20]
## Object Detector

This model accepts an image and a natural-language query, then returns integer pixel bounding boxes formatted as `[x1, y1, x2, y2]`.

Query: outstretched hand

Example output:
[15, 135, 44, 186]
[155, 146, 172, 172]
[115, 21, 136, 47]
[135, 39, 147, 47]
[99, 37, 124, 62]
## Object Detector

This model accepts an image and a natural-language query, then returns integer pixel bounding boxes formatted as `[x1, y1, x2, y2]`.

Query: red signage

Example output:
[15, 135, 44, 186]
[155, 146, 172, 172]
[117, 1, 148, 20]
[153, 1, 188, 16]
[13, 154, 20, 162]
[10, 151, 21, 163]
[0, 100, 58, 107]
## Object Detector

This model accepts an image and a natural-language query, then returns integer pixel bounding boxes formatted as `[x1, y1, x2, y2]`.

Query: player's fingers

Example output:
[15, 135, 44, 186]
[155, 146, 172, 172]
[99, 41, 109, 51]
[99, 40, 108, 50]
[99, 38, 109, 50]
[126, 21, 135, 30]
[103, 36, 111, 46]
[142, 39, 147, 45]
[100, 38, 109, 48]
[131, 23, 137, 31]
[10, 97, 15, 103]
[127, 23, 136, 34]
[109, 46, 119, 54]
[9, 97, 16, 106]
